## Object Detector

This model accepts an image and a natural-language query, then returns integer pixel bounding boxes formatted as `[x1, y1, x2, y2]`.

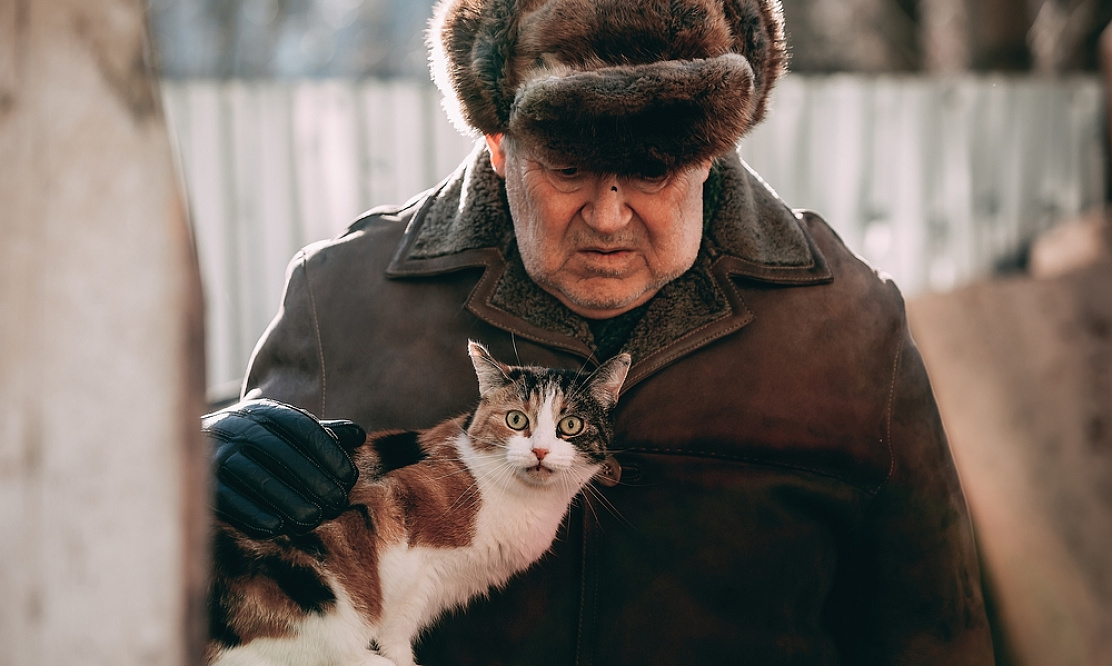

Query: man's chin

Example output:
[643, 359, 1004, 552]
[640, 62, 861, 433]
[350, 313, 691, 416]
[546, 280, 658, 319]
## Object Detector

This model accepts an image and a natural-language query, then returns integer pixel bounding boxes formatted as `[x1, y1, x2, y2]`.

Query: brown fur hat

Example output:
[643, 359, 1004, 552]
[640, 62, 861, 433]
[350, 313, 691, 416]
[428, 0, 786, 174]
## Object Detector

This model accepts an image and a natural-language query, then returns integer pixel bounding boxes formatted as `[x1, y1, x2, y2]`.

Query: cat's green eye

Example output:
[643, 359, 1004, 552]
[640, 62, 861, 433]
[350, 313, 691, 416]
[557, 415, 584, 437]
[505, 410, 529, 431]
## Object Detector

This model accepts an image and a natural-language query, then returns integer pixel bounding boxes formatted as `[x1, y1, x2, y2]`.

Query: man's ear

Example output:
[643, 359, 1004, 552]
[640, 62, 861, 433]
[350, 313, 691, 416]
[485, 133, 507, 177]
[695, 158, 713, 184]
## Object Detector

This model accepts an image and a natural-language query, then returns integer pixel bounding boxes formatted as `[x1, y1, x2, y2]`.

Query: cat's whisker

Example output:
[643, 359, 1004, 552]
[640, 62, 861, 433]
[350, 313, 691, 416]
[574, 486, 607, 532]
[559, 468, 577, 498]
[492, 460, 523, 487]
[467, 435, 509, 450]
[429, 466, 480, 482]
[575, 353, 596, 383]
[580, 480, 631, 528]
[446, 476, 485, 513]
[580, 491, 604, 530]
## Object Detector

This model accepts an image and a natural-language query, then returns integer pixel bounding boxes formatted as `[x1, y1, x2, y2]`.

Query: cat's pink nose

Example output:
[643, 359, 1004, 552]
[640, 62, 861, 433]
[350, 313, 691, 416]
[533, 447, 549, 461]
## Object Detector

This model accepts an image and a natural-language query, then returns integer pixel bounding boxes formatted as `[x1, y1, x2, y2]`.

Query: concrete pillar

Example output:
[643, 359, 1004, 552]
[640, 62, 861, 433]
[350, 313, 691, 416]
[1102, 21, 1111, 201]
[0, 1, 208, 664]
[920, 0, 971, 74]
[909, 240, 1112, 666]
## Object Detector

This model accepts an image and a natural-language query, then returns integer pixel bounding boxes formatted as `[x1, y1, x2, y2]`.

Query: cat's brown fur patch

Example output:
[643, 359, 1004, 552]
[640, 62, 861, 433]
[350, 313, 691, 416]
[209, 529, 338, 646]
[344, 418, 478, 549]
[213, 419, 483, 633]
[208, 347, 630, 665]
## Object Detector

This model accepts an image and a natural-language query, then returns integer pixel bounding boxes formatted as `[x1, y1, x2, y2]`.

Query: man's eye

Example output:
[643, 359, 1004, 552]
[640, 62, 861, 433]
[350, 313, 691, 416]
[538, 162, 590, 192]
[624, 169, 670, 192]
[619, 162, 671, 192]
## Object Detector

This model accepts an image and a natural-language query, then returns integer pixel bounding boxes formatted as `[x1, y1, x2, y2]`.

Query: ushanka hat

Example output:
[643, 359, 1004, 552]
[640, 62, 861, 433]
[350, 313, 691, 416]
[428, 0, 787, 175]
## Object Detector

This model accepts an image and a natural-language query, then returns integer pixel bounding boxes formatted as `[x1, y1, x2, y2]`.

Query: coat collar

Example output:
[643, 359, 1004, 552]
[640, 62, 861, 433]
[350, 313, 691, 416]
[387, 143, 832, 382]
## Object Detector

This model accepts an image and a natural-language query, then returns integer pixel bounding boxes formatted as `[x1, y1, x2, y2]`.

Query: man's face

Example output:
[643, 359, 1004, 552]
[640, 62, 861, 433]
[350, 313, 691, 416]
[487, 134, 711, 320]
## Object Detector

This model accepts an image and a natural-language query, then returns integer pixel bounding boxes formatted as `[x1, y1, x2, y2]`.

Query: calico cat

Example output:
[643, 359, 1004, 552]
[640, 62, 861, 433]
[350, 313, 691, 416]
[206, 341, 631, 666]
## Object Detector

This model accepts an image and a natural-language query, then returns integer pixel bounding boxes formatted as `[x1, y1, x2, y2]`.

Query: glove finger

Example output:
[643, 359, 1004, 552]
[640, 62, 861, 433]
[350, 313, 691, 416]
[240, 402, 359, 490]
[218, 449, 325, 530]
[235, 420, 351, 516]
[320, 420, 367, 451]
[215, 481, 284, 540]
[209, 411, 351, 516]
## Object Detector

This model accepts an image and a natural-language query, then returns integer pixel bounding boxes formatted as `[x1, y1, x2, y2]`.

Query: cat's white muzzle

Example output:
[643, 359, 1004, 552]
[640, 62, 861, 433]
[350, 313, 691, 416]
[506, 434, 584, 486]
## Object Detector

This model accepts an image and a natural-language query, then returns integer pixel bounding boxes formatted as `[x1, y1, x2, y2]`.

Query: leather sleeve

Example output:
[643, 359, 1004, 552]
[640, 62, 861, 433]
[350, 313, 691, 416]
[242, 249, 327, 416]
[837, 321, 996, 664]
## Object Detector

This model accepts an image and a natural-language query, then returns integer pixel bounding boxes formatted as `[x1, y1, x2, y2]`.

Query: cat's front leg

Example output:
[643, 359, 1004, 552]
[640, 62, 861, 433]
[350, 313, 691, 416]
[370, 648, 416, 666]
[371, 636, 418, 666]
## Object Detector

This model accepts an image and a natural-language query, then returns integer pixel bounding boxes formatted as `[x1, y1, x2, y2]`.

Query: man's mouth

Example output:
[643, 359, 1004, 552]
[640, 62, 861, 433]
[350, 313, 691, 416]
[580, 247, 634, 265]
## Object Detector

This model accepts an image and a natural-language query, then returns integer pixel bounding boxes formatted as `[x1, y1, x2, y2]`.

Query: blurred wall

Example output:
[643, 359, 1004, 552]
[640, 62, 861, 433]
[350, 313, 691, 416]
[157, 75, 1107, 394]
[908, 211, 1112, 666]
[146, 0, 1112, 78]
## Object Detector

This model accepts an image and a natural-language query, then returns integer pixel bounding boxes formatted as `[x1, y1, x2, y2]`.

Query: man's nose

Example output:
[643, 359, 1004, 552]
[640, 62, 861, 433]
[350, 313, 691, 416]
[582, 177, 632, 234]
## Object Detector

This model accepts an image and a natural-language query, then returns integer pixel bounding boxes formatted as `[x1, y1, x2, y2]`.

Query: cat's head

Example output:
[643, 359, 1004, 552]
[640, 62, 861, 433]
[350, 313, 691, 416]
[465, 341, 630, 489]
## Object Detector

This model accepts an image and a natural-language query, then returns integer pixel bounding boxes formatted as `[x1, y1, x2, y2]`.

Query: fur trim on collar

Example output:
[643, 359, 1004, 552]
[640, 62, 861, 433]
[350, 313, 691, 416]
[408, 143, 811, 267]
[401, 145, 815, 362]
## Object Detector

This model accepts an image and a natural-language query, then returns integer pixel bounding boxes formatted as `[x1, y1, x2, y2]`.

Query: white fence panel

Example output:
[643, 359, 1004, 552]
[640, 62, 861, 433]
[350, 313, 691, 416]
[161, 76, 1107, 393]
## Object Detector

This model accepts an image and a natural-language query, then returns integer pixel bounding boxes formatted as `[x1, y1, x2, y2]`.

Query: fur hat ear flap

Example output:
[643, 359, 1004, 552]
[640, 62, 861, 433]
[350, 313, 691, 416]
[428, 0, 787, 169]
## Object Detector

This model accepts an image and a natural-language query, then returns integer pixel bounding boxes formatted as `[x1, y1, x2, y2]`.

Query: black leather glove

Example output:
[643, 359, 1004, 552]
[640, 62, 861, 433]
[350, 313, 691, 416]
[202, 398, 364, 539]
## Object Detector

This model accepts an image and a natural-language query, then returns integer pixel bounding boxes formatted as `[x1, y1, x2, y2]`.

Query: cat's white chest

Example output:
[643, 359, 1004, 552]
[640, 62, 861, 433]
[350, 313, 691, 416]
[378, 473, 578, 612]
[366, 480, 578, 665]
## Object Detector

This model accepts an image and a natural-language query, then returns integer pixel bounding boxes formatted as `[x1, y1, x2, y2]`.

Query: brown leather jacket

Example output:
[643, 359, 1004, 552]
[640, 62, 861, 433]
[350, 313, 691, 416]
[243, 148, 994, 664]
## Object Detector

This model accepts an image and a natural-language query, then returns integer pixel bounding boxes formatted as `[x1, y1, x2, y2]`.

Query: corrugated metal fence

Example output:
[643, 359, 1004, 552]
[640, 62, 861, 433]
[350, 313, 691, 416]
[160, 75, 1107, 392]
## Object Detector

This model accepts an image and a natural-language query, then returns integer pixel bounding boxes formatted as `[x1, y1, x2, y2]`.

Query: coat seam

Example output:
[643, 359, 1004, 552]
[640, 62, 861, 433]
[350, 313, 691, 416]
[881, 332, 906, 487]
[575, 506, 594, 666]
[300, 251, 328, 417]
[629, 316, 750, 386]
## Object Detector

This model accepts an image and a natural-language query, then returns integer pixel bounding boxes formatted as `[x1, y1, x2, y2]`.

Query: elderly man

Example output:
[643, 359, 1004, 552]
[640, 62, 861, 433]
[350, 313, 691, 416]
[204, 0, 995, 663]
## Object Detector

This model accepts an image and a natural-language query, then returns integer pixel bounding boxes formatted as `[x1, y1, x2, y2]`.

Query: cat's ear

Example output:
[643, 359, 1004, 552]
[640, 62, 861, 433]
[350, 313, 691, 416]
[587, 353, 631, 409]
[468, 340, 513, 397]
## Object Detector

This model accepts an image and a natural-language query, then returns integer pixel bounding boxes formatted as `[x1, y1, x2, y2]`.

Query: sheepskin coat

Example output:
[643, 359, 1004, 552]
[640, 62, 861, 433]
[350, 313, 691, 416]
[241, 145, 995, 664]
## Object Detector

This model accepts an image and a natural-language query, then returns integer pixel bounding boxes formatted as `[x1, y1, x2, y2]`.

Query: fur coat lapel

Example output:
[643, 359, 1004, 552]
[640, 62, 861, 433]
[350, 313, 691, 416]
[386, 143, 831, 371]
